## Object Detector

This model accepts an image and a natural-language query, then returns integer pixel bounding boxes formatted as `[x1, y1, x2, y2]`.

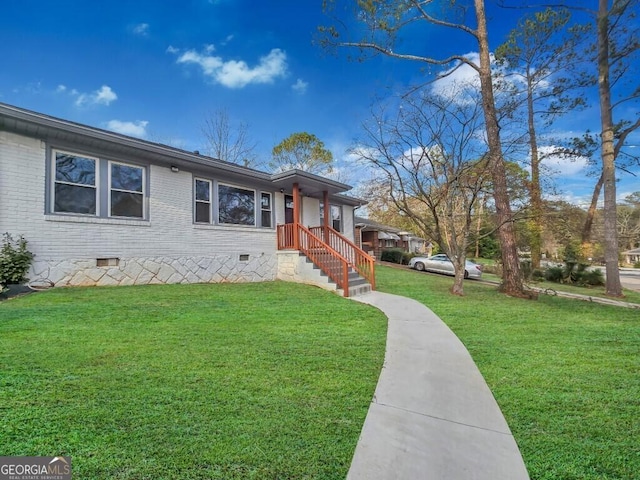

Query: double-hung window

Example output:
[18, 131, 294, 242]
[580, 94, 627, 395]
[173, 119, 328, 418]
[194, 179, 212, 223]
[260, 192, 272, 228]
[51, 149, 147, 220]
[331, 205, 342, 232]
[53, 151, 98, 214]
[110, 162, 144, 218]
[319, 203, 342, 232]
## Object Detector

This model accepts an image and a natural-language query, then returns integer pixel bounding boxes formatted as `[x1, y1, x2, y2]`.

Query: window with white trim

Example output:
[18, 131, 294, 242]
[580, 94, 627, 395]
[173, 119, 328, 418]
[260, 192, 272, 228]
[110, 162, 144, 218]
[53, 151, 97, 214]
[194, 178, 212, 223]
[218, 183, 255, 226]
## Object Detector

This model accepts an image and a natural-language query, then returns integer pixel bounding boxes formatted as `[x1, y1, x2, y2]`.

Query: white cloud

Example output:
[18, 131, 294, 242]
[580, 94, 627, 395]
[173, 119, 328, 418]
[75, 85, 118, 107]
[106, 120, 148, 138]
[204, 44, 216, 54]
[292, 78, 308, 94]
[430, 52, 482, 101]
[538, 145, 590, 176]
[133, 23, 150, 36]
[175, 47, 288, 88]
[166, 45, 179, 54]
[56, 85, 67, 93]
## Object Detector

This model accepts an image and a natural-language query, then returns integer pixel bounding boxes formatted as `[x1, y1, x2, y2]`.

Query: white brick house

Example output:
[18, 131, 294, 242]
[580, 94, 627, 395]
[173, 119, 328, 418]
[0, 103, 371, 293]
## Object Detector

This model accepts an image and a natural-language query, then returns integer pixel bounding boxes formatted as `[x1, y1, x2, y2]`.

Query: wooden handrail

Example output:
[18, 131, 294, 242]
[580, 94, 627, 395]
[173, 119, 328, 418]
[309, 226, 376, 290]
[278, 224, 352, 296]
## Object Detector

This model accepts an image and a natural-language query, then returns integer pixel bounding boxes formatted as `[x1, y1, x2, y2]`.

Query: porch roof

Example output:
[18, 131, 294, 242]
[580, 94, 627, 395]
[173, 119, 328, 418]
[271, 169, 350, 197]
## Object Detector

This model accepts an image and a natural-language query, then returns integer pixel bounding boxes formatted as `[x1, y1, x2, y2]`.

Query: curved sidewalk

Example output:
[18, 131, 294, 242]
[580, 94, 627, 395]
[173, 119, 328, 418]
[348, 291, 530, 480]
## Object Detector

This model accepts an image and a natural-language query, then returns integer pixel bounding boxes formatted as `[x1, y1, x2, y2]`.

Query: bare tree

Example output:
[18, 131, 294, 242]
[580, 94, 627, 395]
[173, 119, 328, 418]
[201, 109, 259, 168]
[352, 89, 491, 295]
[321, 0, 529, 297]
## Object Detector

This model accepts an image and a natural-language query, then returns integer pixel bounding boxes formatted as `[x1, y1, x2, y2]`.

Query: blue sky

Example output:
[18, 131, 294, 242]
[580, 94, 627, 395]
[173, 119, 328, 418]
[1, 0, 638, 205]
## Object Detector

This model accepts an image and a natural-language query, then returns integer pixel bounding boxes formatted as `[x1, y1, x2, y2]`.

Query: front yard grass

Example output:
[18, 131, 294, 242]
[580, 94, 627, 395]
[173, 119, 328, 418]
[0, 282, 387, 479]
[377, 265, 639, 480]
[477, 272, 640, 305]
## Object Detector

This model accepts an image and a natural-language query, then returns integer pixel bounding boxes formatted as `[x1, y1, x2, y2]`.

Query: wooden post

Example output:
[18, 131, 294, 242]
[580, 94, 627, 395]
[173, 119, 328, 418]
[323, 190, 330, 243]
[293, 183, 300, 250]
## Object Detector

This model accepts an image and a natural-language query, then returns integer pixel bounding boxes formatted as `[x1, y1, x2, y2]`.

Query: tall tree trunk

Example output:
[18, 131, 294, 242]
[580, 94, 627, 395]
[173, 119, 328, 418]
[475, 0, 527, 297]
[597, 0, 623, 296]
[527, 75, 543, 270]
[581, 171, 604, 248]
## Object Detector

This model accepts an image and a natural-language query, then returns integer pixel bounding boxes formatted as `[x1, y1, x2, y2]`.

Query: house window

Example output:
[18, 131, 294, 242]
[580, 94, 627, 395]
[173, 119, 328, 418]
[194, 178, 212, 223]
[51, 149, 147, 219]
[218, 184, 255, 226]
[53, 151, 97, 214]
[319, 203, 342, 231]
[261, 192, 272, 228]
[110, 162, 144, 218]
[331, 205, 342, 232]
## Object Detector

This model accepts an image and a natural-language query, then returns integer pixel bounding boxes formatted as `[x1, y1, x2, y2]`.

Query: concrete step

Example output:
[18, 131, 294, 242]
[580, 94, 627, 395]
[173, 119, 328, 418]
[337, 283, 372, 298]
[298, 252, 372, 297]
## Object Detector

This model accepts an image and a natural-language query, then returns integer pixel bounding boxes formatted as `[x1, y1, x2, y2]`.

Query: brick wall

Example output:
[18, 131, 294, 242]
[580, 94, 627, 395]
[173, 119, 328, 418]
[0, 131, 278, 286]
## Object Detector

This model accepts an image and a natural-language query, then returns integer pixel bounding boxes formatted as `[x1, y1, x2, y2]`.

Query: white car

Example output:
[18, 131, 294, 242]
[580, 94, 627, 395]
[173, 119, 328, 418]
[408, 254, 483, 279]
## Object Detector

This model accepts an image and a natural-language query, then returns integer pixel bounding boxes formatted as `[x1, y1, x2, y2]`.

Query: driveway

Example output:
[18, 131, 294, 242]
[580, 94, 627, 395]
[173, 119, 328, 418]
[620, 268, 640, 292]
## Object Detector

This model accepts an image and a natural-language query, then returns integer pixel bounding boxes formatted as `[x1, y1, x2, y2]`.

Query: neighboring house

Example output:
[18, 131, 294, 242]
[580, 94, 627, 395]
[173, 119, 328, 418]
[623, 247, 640, 265]
[354, 216, 429, 259]
[0, 103, 373, 296]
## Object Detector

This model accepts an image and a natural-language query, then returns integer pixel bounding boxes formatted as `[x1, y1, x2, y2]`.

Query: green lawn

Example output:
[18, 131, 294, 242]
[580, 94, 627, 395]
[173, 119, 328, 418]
[0, 282, 387, 479]
[377, 265, 639, 480]
[478, 272, 640, 305]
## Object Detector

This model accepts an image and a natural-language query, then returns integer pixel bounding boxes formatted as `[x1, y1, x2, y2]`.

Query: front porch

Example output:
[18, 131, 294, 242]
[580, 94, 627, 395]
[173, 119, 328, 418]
[271, 173, 375, 297]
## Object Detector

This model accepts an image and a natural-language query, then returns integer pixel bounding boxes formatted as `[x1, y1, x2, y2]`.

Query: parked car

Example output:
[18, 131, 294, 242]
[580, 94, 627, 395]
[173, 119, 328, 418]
[408, 254, 483, 279]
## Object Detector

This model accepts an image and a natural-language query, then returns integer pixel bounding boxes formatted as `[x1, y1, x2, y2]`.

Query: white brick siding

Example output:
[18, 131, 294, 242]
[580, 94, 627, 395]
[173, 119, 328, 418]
[1, 129, 361, 288]
[1, 131, 277, 286]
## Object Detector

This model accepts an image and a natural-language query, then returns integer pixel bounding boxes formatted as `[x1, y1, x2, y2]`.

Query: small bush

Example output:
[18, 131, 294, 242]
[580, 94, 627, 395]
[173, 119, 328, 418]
[545, 266, 565, 283]
[380, 248, 404, 264]
[579, 269, 605, 287]
[531, 269, 545, 281]
[0, 233, 34, 285]
[402, 252, 417, 265]
[542, 261, 605, 287]
[634, 261, 640, 269]
[482, 264, 503, 276]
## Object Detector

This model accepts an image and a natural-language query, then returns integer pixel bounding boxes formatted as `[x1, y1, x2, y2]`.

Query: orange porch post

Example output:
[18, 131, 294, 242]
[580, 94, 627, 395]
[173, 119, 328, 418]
[323, 190, 330, 242]
[293, 182, 300, 250]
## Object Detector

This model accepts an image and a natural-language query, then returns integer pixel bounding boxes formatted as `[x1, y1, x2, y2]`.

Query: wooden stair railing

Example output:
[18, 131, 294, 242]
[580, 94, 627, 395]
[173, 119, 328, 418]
[309, 226, 376, 290]
[277, 223, 353, 296]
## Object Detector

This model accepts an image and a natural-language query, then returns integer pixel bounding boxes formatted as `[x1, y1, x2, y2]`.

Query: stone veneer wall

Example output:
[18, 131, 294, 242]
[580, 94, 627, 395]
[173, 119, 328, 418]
[276, 251, 335, 293]
[30, 254, 278, 287]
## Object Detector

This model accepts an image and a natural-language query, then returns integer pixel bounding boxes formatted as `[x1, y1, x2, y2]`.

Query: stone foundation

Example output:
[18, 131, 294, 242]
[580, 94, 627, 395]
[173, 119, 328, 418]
[30, 254, 278, 287]
[276, 251, 336, 292]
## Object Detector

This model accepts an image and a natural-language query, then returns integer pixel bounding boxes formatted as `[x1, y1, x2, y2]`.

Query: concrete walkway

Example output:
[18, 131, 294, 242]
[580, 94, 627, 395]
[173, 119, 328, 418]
[348, 291, 530, 480]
